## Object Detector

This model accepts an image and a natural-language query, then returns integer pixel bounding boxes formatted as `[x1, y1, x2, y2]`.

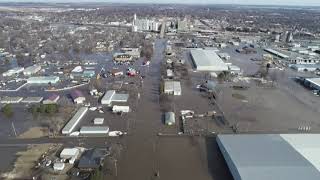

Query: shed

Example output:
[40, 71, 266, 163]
[60, 148, 80, 159]
[112, 105, 130, 113]
[93, 118, 104, 125]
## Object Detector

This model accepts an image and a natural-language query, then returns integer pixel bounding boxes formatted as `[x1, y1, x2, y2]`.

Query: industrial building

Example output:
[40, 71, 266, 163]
[27, 76, 59, 84]
[62, 107, 88, 135]
[23, 65, 41, 76]
[120, 48, 140, 58]
[164, 81, 181, 96]
[264, 48, 289, 59]
[304, 78, 320, 90]
[101, 90, 129, 106]
[82, 70, 95, 78]
[164, 112, 175, 125]
[190, 49, 228, 72]
[21, 97, 43, 103]
[217, 134, 320, 180]
[80, 126, 109, 135]
[290, 64, 320, 72]
[2, 67, 24, 77]
[0, 96, 23, 104]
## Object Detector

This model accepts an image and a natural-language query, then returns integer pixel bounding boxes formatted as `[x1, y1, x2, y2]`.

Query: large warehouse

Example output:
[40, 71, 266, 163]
[217, 134, 320, 180]
[190, 49, 228, 72]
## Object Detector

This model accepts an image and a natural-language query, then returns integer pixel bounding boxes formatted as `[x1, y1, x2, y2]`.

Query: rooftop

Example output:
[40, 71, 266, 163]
[217, 134, 320, 180]
[190, 49, 228, 71]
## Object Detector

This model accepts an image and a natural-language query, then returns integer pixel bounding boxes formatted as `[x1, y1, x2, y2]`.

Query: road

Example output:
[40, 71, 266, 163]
[116, 38, 165, 180]
[0, 39, 166, 178]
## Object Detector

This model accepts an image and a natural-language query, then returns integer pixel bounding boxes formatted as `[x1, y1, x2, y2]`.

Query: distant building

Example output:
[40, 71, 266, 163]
[113, 53, 133, 62]
[82, 70, 95, 78]
[177, 19, 188, 32]
[0, 96, 23, 104]
[21, 97, 43, 103]
[2, 67, 24, 77]
[120, 48, 140, 58]
[133, 14, 160, 32]
[27, 76, 59, 84]
[23, 65, 41, 76]
[43, 94, 60, 104]
[70, 90, 86, 104]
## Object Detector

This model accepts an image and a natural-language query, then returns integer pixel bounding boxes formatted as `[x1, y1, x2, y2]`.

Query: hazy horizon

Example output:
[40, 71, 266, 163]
[0, 0, 319, 7]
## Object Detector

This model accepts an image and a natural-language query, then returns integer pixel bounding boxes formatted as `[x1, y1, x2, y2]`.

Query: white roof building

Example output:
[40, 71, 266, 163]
[21, 97, 43, 103]
[164, 81, 181, 96]
[53, 163, 65, 171]
[101, 90, 129, 106]
[190, 49, 228, 72]
[217, 134, 320, 180]
[62, 107, 88, 134]
[0, 97, 23, 104]
[2, 67, 24, 77]
[112, 105, 130, 113]
[93, 118, 104, 125]
[80, 126, 109, 135]
[27, 76, 59, 84]
[60, 148, 80, 159]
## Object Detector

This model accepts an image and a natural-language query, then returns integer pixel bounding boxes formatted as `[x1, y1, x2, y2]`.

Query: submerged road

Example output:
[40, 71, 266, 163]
[116, 39, 165, 180]
[0, 39, 167, 179]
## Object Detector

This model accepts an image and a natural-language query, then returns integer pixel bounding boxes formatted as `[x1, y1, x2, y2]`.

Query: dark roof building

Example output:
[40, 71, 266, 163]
[78, 149, 107, 170]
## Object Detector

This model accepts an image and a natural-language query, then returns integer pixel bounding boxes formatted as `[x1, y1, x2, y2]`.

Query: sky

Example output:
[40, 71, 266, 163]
[0, 0, 320, 7]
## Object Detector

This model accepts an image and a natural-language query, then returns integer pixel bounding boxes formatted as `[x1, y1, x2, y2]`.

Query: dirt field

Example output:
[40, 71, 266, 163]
[1, 143, 60, 180]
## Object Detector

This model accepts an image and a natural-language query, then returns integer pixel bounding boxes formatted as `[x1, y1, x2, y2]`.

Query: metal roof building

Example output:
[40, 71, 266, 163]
[27, 76, 59, 84]
[217, 134, 320, 180]
[164, 81, 181, 96]
[190, 49, 228, 72]
[264, 48, 289, 59]
[21, 97, 43, 103]
[23, 65, 41, 76]
[305, 78, 320, 90]
[62, 107, 88, 134]
[101, 90, 129, 106]
[80, 126, 109, 135]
